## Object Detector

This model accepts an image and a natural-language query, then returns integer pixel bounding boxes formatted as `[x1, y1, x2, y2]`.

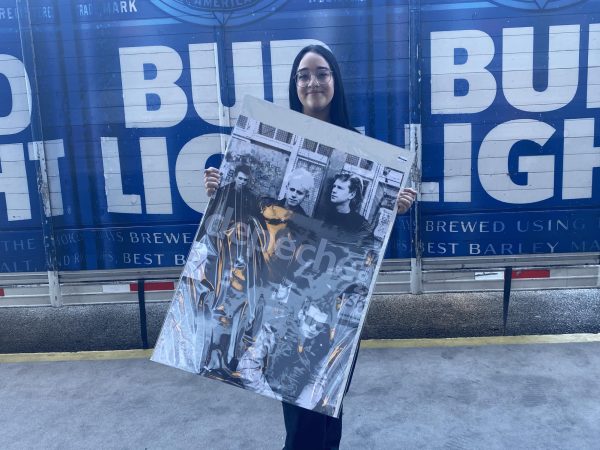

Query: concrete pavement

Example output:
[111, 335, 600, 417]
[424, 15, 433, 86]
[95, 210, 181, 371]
[1, 337, 600, 449]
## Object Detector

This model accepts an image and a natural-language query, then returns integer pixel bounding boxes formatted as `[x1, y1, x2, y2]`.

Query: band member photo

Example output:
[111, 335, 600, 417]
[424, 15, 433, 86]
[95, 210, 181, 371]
[275, 167, 315, 216]
[237, 297, 333, 406]
[201, 163, 259, 238]
[285, 282, 369, 415]
[319, 172, 370, 235]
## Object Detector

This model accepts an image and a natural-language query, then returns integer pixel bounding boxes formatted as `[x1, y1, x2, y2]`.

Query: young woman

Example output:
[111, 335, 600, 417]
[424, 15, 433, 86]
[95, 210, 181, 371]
[204, 44, 417, 449]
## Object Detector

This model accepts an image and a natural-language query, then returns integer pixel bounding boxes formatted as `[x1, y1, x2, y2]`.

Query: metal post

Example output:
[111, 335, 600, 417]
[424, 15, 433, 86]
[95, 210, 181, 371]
[137, 279, 149, 349]
[502, 267, 513, 334]
[409, 0, 423, 294]
[16, 0, 62, 306]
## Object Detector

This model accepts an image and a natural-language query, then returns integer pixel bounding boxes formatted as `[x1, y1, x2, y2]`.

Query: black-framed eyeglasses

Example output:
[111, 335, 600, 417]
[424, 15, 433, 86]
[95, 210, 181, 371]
[294, 68, 333, 87]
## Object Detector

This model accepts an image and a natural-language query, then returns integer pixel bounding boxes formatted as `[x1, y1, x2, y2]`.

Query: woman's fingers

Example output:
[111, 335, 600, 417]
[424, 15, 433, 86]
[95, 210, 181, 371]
[396, 188, 417, 214]
[205, 182, 219, 196]
[204, 167, 221, 196]
[402, 187, 418, 197]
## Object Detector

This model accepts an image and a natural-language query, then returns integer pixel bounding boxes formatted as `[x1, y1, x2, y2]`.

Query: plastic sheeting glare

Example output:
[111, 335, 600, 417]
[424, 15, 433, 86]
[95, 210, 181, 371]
[152, 97, 414, 417]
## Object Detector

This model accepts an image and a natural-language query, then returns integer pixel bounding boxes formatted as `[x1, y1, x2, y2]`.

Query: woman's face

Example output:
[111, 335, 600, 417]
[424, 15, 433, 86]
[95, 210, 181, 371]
[296, 52, 334, 119]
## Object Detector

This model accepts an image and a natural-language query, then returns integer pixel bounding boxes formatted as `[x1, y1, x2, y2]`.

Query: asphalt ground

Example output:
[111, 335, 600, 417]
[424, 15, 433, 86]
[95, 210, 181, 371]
[1, 290, 599, 449]
[1, 289, 599, 353]
[1, 337, 599, 449]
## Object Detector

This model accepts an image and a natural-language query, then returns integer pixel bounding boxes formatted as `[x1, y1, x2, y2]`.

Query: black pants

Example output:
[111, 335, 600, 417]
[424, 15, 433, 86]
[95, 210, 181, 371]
[282, 403, 343, 450]
[281, 342, 360, 450]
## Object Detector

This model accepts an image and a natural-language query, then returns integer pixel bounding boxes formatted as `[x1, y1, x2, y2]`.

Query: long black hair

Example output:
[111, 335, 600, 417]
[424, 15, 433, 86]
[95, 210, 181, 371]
[288, 45, 353, 131]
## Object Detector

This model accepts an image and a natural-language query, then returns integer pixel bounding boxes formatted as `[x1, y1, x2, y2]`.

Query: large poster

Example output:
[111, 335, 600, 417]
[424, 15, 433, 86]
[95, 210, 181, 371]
[151, 96, 414, 416]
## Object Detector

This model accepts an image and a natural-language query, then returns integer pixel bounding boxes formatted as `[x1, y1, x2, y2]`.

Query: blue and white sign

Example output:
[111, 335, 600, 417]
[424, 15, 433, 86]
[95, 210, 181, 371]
[0, 0, 598, 273]
[420, 0, 599, 257]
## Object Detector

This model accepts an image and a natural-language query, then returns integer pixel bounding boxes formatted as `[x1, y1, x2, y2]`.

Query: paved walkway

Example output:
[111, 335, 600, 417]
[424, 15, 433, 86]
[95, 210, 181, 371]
[1, 336, 599, 449]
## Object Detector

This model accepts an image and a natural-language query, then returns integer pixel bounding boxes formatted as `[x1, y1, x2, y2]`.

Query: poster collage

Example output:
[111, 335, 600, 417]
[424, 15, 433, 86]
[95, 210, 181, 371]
[152, 97, 414, 417]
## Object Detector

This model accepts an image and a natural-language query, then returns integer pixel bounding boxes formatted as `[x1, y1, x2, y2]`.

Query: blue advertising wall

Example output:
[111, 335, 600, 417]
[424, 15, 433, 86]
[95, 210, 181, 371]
[0, 0, 598, 273]
[420, 0, 599, 257]
[0, 1, 44, 272]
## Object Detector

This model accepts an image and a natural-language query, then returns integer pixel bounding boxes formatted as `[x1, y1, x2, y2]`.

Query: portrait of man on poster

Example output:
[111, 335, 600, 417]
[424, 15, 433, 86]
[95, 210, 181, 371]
[202, 164, 259, 232]
[274, 167, 315, 216]
[237, 297, 333, 406]
[318, 173, 371, 239]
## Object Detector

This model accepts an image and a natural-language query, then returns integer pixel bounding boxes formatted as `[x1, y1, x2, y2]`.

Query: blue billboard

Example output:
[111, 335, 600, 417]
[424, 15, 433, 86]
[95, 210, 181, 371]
[0, 0, 598, 273]
[420, 0, 599, 257]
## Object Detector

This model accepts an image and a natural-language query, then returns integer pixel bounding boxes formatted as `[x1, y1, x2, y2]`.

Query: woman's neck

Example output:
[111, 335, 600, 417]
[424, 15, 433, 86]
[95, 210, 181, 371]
[303, 107, 331, 123]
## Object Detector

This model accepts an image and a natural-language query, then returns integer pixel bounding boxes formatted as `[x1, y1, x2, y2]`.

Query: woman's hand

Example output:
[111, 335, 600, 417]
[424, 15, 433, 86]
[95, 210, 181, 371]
[396, 188, 417, 215]
[204, 167, 221, 197]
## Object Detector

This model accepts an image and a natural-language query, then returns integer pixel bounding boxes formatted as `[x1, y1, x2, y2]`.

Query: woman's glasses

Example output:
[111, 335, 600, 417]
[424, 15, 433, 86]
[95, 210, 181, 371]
[295, 68, 333, 87]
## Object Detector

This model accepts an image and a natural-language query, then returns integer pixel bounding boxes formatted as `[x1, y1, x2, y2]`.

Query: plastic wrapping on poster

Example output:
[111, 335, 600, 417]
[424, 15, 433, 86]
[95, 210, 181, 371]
[152, 97, 414, 417]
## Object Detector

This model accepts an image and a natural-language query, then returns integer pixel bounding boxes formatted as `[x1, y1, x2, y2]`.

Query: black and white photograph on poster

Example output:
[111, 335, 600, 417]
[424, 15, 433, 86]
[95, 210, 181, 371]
[152, 97, 414, 417]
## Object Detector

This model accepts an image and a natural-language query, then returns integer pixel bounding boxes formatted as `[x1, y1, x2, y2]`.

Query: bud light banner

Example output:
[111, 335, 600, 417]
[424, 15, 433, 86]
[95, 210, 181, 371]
[0, 0, 598, 275]
[0, 0, 410, 273]
[419, 0, 600, 257]
[151, 97, 414, 417]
